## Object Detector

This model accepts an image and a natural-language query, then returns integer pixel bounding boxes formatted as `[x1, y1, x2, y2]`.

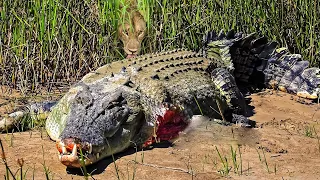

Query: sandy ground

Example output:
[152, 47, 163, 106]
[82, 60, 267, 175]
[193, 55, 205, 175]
[1, 89, 320, 180]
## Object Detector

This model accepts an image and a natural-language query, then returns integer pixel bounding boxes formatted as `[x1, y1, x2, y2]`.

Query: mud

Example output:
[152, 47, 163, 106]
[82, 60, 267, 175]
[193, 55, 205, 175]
[1, 89, 320, 180]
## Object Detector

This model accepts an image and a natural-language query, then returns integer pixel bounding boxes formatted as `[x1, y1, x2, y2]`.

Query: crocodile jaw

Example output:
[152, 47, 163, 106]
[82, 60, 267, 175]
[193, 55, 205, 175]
[56, 139, 97, 168]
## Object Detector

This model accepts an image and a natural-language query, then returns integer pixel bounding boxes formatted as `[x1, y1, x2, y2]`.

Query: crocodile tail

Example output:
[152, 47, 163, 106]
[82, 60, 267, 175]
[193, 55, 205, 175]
[203, 29, 241, 72]
[0, 101, 57, 132]
[203, 30, 320, 100]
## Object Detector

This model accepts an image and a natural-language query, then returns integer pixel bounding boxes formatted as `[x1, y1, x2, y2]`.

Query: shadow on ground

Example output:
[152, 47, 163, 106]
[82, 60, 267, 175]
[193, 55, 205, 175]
[66, 141, 173, 175]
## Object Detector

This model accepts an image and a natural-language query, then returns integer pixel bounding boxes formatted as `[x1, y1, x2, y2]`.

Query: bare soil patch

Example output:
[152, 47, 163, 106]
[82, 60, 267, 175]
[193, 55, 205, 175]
[1, 90, 320, 180]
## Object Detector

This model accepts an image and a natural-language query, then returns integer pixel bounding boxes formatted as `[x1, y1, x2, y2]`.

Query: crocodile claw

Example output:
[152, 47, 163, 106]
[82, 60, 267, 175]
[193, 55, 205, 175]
[232, 114, 253, 128]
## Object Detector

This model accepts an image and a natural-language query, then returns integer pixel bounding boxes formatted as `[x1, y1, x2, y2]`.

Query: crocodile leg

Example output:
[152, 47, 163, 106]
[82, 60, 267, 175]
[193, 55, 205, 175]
[203, 30, 253, 127]
[206, 67, 252, 127]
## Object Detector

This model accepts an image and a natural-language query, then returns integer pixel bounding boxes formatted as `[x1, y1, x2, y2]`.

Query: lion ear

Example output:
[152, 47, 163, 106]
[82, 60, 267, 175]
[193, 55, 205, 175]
[130, 0, 138, 8]
[137, 9, 146, 22]
[119, 0, 138, 9]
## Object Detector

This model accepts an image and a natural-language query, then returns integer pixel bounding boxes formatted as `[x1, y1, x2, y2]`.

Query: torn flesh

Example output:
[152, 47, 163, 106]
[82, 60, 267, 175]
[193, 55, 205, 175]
[143, 105, 190, 147]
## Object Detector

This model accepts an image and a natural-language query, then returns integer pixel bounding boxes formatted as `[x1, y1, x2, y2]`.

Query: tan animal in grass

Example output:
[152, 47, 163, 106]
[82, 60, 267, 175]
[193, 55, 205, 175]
[118, 0, 146, 58]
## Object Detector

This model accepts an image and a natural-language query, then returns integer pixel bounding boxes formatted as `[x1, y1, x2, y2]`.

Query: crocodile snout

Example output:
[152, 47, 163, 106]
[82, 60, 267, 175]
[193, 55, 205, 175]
[56, 138, 94, 168]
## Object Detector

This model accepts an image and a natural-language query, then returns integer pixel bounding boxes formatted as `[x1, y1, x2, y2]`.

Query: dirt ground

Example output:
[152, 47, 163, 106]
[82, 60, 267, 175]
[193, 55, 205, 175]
[1, 89, 320, 180]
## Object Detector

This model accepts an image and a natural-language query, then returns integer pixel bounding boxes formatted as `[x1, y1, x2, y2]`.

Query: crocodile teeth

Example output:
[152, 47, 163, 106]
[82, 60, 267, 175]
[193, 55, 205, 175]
[72, 143, 77, 156]
[88, 143, 92, 154]
[62, 146, 67, 154]
[59, 141, 68, 154]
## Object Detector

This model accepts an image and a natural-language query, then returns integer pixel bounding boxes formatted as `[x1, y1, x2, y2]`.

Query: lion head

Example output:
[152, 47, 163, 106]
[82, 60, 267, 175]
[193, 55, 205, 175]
[118, 1, 146, 58]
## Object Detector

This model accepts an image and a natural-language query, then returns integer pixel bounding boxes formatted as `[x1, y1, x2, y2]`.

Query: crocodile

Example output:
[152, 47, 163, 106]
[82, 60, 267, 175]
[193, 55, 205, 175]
[1, 1, 319, 168]
[41, 29, 320, 168]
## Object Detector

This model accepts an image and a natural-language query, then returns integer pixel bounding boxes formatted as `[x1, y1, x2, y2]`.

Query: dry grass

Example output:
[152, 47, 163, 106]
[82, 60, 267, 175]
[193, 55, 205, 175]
[0, 0, 319, 95]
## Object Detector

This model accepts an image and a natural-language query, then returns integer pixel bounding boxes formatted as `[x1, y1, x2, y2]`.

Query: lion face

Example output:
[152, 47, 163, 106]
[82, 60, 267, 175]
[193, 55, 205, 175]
[118, 11, 146, 58]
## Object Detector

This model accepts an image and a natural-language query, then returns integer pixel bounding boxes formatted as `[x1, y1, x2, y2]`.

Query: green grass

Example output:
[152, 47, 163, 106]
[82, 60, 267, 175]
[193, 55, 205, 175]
[1, 139, 32, 180]
[210, 145, 245, 176]
[256, 147, 271, 173]
[0, 0, 319, 94]
[215, 146, 230, 176]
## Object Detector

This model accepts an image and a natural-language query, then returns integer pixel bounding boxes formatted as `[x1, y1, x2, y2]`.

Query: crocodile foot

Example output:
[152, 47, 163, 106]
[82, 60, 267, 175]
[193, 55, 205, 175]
[231, 114, 254, 127]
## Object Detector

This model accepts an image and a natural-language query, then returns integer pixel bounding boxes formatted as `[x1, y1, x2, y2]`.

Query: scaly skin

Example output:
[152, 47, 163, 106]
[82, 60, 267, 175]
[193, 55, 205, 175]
[204, 30, 320, 99]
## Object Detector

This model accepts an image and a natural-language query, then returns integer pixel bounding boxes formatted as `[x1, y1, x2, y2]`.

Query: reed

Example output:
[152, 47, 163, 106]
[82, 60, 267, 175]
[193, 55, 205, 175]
[0, 0, 319, 94]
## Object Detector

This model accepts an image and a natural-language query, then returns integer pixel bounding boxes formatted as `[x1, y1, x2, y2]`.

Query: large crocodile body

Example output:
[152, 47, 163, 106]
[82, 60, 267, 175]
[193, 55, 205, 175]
[39, 30, 319, 168]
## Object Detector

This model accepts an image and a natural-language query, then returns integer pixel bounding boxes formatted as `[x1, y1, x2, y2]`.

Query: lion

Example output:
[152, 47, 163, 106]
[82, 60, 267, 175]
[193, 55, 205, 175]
[118, 0, 146, 58]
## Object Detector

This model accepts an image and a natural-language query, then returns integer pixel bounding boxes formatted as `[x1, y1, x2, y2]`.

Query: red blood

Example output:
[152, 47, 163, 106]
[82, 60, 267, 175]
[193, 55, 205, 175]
[57, 143, 62, 153]
[56, 141, 80, 153]
[143, 109, 189, 147]
[162, 110, 176, 124]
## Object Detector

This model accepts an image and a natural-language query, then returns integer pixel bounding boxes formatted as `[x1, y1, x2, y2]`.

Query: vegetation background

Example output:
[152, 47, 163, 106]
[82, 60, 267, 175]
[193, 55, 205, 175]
[0, 0, 319, 95]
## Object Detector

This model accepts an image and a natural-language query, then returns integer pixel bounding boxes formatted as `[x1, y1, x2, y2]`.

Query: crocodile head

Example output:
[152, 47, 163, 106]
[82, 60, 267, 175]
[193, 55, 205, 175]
[48, 64, 190, 167]
[53, 88, 188, 168]
[50, 74, 144, 167]
[118, 2, 146, 58]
